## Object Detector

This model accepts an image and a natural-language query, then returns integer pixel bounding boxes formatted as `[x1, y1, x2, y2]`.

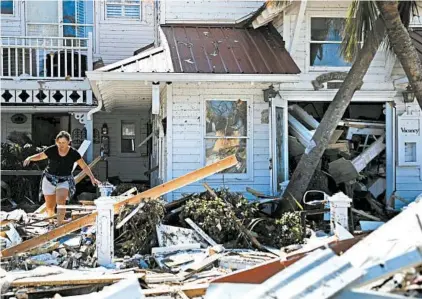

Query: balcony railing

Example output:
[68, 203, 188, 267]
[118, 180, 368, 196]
[1, 33, 93, 80]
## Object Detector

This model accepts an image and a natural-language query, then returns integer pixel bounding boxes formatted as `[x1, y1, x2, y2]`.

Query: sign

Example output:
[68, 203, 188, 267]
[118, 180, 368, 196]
[11, 114, 27, 124]
[311, 72, 363, 91]
[400, 119, 420, 136]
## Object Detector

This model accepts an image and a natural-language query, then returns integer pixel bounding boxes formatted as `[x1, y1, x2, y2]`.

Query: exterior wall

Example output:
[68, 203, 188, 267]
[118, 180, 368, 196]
[281, 1, 394, 91]
[95, 0, 155, 65]
[1, 113, 32, 142]
[1, 0, 23, 36]
[71, 110, 150, 182]
[393, 99, 422, 209]
[167, 82, 271, 201]
[162, 0, 263, 23]
[1, 0, 155, 66]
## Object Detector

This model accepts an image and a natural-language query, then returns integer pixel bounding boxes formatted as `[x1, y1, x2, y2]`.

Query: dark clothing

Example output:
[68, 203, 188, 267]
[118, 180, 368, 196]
[39, 145, 80, 201]
[44, 145, 81, 176]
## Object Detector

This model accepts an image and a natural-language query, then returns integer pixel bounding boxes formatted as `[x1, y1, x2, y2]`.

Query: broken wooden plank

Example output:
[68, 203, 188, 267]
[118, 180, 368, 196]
[11, 273, 145, 287]
[56, 205, 96, 210]
[178, 253, 227, 280]
[114, 155, 237, 210]
[203, 183, 218, 198]
[185, 218, 217, 246]
[116, 202, 145, 229]
[351, 208, 382, 221]
[1, 155, 237, 257]
[329, 135, 386, 184]
[177, 290, 190, 299]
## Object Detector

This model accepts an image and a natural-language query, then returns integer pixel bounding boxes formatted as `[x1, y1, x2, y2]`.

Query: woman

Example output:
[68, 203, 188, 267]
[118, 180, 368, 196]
[24, 131, 101, 226]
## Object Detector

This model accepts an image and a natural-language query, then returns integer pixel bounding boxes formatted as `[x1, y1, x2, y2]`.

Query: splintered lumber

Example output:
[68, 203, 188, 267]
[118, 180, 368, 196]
[35, 155, 102, 214]
[114, 155, 237, 210]
[10, 273, 145, 287]
[185, 218, 217, 246]
[328, 135, 386, 184]
[1, 155, 237, 257]
[178, 253, 227, 280]
[352, 208, 382, 221]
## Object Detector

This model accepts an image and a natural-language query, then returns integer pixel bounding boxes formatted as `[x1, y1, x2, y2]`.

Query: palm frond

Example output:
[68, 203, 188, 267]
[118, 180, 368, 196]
[341, 0, 379, 63]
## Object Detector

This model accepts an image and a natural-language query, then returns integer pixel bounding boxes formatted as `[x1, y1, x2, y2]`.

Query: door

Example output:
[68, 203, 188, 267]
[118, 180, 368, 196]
[270, 97, 289, 195]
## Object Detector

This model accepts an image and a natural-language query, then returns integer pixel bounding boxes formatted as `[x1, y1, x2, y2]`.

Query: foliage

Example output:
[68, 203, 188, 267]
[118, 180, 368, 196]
[111, 183, 148, 196]
[1, 132, 47, 202]
[341, 1, 419, 62]
[253, 212, 304, 248]
[180, 188, 304, 248]
[115, 200, 165, 256]
[180, 189, 259, 247]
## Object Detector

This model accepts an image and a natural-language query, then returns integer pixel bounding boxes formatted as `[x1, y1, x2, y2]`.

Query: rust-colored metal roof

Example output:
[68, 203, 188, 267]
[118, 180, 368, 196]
[161, 25, 300, 74]
[410, 28, 422, 60]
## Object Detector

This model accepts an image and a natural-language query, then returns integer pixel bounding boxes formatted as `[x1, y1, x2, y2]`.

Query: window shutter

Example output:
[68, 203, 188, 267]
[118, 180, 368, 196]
[76, 0, 86, 37]
[106, 4, 123, 18]
[124, 5, 140, 19]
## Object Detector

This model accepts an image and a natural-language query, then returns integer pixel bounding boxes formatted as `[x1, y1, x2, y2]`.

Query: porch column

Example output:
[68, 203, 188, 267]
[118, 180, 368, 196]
[73, 113, 93, 163]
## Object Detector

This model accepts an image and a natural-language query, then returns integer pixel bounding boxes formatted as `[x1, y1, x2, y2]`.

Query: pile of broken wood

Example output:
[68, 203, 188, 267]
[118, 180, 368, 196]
[1, 154, 421, 298]
[288, 104, 395, 222]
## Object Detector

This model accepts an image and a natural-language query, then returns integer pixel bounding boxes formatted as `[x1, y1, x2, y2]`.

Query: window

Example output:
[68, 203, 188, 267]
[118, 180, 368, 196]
[121, 121, 136, 153]
[63, 0, 94, 46]
[1, 0, 13, 15]
[106, 0, 141, 19]
[310, 18, 351, 67]
[205, 100, 248, 173]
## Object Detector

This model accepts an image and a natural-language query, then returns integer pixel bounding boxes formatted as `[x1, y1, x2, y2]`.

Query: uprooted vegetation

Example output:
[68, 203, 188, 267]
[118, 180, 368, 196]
[114, 188, 304, 256]
[179, 189, 303, 248]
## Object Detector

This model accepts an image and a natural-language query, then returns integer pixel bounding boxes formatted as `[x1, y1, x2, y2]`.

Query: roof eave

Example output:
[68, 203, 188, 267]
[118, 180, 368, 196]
[86, 71, 300, 83]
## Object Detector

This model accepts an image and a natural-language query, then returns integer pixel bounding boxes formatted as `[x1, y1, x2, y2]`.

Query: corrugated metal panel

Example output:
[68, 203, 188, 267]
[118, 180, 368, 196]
[409, 27, 422, 60]
[161, 25, 300, 74]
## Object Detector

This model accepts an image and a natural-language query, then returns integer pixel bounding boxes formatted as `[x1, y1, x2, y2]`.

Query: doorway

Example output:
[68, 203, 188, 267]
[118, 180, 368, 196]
[32, 114, 70, 147]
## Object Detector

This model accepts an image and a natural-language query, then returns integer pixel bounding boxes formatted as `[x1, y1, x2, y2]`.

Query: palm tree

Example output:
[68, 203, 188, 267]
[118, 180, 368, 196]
[271, 1, 418, 216]
[377, 1, 422, 110]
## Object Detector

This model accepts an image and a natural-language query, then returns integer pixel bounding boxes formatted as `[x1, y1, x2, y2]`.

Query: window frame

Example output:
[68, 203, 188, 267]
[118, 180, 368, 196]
[25, 0, 95, 50]
[105, 0, 142, 20]
[201, 95, 253, 181]
[1, 0, 16, 18]
[120, 121, 137, 154]
[307, 14, 351, 72]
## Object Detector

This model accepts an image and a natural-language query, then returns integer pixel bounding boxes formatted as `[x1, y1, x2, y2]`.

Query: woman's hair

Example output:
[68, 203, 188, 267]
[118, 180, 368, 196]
[55, 131, 72, 142]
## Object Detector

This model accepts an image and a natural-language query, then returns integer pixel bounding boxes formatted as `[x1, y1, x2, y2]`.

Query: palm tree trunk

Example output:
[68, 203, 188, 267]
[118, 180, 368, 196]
[377, 1, 422, 110]
[273, 18, 386, 216]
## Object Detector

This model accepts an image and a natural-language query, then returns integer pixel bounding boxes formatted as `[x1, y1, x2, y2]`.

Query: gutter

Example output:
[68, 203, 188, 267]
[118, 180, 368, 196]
[86, 71, 300, 83]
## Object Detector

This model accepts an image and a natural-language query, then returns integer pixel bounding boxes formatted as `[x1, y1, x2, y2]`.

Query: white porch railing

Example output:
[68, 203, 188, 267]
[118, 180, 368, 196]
[1, 33, 93, 80]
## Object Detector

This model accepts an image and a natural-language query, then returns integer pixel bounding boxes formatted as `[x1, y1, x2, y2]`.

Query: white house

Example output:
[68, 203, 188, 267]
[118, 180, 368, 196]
[3, 0, 422, 209]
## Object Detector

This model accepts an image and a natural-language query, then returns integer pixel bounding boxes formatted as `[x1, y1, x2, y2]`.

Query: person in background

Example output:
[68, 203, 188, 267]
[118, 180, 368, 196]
[24, 131, 101, 226]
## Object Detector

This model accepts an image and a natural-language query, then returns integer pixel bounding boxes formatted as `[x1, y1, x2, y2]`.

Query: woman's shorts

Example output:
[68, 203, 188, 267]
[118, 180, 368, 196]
[42, 177, 69, 196]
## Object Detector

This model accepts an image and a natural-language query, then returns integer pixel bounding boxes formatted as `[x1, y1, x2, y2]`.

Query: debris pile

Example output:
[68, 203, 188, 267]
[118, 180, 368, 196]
[1, 154, 421, 298]
[287, 104, 391, 224]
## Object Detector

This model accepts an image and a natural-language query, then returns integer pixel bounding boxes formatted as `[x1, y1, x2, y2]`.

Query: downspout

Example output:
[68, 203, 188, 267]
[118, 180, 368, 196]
[87, 97, 103, 121]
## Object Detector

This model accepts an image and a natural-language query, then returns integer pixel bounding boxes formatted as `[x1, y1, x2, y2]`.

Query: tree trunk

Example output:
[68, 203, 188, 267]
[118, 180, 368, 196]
[273, 18, 386, 216]
[377, 1, 422, 110]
